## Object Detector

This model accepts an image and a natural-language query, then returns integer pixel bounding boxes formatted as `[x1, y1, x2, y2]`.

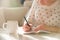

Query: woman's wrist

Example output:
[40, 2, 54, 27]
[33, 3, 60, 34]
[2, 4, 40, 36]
[39, 24, 49, 31]
[34, 24, 47, 31]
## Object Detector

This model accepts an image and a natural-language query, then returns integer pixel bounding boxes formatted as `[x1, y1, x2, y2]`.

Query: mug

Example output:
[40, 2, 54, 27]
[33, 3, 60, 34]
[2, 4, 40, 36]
[3, 21, 18, 34]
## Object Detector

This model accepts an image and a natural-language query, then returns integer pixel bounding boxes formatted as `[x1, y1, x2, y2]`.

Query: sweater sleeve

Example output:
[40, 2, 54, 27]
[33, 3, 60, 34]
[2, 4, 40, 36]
[24, 0, 38, 26]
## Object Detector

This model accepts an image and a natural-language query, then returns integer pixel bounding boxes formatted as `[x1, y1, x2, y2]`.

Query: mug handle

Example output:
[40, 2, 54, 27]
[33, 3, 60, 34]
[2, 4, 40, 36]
[3, 23, 7, 30]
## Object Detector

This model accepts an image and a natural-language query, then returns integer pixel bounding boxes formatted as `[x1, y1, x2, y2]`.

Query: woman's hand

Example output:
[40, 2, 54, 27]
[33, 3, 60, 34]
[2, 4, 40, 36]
[34, 24, 46, 32]
[34, 24, 60, 33]
[23, 24, 32, 32]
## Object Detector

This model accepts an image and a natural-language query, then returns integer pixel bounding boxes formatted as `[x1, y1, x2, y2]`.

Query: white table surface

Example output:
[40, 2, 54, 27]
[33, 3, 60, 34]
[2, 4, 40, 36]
[17, 27, 60, 40]
[0, 33, 18, 40]
[0, 28, 19, 40]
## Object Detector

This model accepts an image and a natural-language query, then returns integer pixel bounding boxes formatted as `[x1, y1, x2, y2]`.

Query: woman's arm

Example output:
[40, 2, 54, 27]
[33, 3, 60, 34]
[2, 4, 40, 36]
[34, 24, 60, 33]
[44, 25, 60, 33]
[23, 0, 38, 32]
[24, 0, 37, 25]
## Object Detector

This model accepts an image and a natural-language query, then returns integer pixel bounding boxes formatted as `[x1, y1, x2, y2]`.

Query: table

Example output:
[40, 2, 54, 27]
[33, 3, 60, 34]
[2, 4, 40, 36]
[17, 27, 60, 40]
[0, 33, 18, 40]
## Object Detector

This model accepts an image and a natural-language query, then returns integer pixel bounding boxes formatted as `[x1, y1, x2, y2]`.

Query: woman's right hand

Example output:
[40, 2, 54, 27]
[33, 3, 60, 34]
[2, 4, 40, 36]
[23, 24, 32, 32]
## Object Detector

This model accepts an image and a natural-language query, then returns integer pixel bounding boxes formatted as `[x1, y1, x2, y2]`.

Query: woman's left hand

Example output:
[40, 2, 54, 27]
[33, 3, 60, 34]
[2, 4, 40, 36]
[33, 24, 46, 32]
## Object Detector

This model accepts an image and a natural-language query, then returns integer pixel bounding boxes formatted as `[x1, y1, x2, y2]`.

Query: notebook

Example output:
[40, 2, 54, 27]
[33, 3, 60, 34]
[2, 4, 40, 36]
[17, 27, 51, 34]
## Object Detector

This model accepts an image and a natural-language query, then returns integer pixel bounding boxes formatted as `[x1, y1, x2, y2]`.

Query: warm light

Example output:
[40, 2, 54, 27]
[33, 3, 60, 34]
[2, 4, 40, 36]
[17, 27, 39, 40]
[42, 36, 59, 40]
[0, 34, 16, 40]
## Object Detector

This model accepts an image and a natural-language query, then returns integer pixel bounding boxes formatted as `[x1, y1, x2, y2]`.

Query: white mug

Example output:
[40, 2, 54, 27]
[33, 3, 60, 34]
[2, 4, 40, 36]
[3, 21, 18, 34]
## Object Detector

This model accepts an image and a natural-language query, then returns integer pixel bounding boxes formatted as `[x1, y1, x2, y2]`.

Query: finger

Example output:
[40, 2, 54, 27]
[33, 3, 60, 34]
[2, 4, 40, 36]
[25, 23, 32, 27]
[29, 24, 32, 26]
[23, 27, 30, 32]
[34, 28, 39, 32]
[24, 29, 30, 32]
[23, 26, 31, 29]
[23, 27, 29, 31]
[33, 27, 40, 32]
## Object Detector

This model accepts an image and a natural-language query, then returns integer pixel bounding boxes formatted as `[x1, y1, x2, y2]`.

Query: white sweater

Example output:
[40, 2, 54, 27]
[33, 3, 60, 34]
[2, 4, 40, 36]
[25, 0, 60, 27]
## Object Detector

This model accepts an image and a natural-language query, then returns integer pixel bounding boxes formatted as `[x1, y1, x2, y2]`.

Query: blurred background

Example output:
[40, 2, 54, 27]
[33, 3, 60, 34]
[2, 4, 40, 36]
[0, 0, 33, 27]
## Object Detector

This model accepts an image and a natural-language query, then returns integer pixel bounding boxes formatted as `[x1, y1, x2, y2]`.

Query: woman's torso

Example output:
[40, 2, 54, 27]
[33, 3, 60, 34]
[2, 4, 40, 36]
[34, 0, 60, 27]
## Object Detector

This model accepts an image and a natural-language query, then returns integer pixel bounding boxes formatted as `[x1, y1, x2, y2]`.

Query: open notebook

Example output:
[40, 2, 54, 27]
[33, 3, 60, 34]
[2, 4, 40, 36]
[17, 27, 51, 34]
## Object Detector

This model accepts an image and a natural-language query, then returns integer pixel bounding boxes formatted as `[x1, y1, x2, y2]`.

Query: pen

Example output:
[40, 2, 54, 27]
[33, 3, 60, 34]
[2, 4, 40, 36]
[24, 16, 30, 27]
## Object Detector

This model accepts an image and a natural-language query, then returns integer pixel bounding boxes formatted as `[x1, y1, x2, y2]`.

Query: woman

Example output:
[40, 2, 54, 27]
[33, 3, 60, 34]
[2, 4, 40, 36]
[23, 0, 60, 33]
